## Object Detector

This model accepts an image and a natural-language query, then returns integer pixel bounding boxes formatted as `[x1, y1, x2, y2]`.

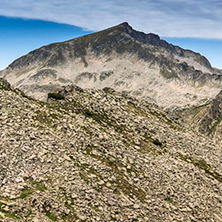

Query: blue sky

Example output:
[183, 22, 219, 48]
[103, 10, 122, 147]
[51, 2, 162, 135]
[0, 16, 91, 70]
[0, 0, 221, 69]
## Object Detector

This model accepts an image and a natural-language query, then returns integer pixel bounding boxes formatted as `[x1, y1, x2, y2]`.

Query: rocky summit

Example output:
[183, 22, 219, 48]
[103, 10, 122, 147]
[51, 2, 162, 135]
[1, 22, 222, 110]
[0, 78, 222, 221]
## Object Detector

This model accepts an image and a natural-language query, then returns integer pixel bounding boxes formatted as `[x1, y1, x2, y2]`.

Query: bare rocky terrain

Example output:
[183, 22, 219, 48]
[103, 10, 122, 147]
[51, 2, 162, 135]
[1, 22, 222, 110]
[0, 78, 222, 221]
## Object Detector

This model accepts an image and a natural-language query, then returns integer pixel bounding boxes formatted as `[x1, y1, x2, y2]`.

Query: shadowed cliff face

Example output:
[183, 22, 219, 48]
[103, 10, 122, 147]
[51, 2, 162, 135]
[181, 89, 222, 143]
[169, 84, 222, 145]
[1, 22, 222, 109]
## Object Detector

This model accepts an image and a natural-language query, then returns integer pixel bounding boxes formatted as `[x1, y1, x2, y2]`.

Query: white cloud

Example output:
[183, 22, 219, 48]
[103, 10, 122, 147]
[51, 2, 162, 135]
[0, 0, 222, 38]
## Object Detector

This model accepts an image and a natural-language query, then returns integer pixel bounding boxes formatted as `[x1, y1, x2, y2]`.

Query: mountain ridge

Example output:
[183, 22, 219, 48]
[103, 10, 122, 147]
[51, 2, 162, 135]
[5, 22, 213, 71]
[1, 22, 221, 109]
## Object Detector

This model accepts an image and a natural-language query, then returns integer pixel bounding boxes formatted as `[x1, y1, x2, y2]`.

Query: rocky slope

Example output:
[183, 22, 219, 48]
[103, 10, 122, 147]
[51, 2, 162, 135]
[1, 22, 222, 109]
[0, 78, 222, 221]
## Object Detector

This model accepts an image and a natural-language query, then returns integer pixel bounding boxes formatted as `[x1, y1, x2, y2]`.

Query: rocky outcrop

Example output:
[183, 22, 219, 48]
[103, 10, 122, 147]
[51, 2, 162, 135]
[0, 81, 222, 221]
[180, 89, 222, 143]
[1, 22, 222, 109]
[0, 78, 11, 90]
[198, 90, 222, 134]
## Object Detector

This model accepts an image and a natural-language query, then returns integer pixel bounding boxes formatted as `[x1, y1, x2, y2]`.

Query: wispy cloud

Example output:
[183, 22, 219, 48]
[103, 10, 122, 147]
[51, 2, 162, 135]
[1, 0, 222, 38]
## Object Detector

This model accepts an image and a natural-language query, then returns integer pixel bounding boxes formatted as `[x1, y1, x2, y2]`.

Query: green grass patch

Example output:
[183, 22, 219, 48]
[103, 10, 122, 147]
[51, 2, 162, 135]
[17, 179, 47, 199]
[19, 187, 33, 199]
[0, 203, 20, 219]
[32, 109, 62, 130]
[178, 153, 222, 183]
[48, 93, 65, 100]
[30, 179, 47, 192]
[164, 197, 176, 205]
[45, 211, 57, 221]
[152, 139, 162, 147]
[139, 134, 166, 155]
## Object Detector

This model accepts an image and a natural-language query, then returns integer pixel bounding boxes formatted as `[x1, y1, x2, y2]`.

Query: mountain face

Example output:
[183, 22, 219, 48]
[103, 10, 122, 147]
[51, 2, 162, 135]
[180, 89, 222, 144]
[0, 78, 222, 221]
[1, 22, 222, 110]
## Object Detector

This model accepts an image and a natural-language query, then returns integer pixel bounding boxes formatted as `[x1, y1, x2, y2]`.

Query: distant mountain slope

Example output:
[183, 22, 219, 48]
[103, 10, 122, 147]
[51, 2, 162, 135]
[180, 89, 222, 143]
[1, 22, 222, 109]
[0, 78, 222, 221]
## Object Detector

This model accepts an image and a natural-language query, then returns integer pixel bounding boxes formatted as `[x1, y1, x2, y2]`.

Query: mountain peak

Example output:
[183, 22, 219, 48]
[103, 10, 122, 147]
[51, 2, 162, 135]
[107, 22, 134, 34]
[118, 22, 131, 28]
[110, 22, 163, 46]
[119, 22, 134, 31]
[1, 22, 218, 109]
